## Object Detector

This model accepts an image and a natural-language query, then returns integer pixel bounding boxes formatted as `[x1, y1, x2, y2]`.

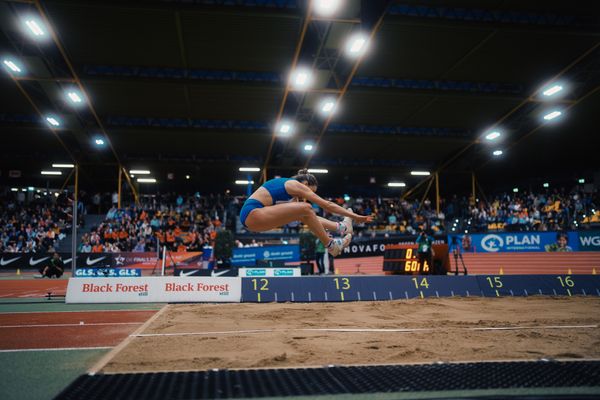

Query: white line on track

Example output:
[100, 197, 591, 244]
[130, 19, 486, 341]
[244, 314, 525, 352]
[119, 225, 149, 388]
[0, 309, 161, 314]
[130, 324, 598, 338]
[0, 322, 142, 328]
[0, 346, 112, 353]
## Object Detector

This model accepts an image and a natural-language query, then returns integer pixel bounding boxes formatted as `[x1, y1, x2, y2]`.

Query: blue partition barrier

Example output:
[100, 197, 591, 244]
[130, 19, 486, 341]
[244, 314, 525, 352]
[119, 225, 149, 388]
[241, 275, 600, 303]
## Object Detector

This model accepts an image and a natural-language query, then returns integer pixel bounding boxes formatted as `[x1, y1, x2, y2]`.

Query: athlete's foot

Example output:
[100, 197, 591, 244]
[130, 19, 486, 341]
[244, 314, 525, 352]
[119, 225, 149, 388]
[327, 234, 352, 257]
[341, 233, 352, 248]
[341, 208, 354, 236]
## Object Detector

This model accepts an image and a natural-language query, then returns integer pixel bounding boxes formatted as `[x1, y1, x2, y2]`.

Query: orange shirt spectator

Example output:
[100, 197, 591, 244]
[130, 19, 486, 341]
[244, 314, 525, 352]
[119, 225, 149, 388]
[92, 244, 104, 253]
[166, 232, 175, 243]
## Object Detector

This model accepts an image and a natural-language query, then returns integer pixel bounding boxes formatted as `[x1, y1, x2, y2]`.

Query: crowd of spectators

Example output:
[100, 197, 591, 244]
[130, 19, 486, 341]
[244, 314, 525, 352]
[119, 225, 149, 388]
[308, 187, 597, 237]
[81, 192, 233, 253]
[3, 185, 598, 255]
[458, 188, 598, 233]
[0, 192, 71, 253]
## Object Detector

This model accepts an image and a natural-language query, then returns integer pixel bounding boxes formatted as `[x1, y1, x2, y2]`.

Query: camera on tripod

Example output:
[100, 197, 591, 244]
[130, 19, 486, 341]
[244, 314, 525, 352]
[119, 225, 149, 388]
[450, 236, 468, 275]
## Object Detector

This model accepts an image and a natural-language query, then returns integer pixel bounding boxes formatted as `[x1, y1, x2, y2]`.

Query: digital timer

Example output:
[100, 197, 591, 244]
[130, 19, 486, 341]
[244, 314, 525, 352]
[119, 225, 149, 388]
[383, 244, 450, 275]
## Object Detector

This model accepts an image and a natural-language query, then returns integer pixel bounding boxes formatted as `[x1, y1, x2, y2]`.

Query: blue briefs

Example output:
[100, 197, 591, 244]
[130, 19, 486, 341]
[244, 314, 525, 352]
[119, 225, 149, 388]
[240, 198, 264, 228]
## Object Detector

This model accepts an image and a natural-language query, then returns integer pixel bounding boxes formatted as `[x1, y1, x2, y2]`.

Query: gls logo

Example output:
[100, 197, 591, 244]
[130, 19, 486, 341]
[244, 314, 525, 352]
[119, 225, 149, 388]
[481, 234, 504, 252]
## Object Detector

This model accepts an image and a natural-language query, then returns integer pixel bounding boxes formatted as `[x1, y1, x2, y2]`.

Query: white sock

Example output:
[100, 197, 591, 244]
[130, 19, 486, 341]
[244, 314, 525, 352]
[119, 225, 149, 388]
[337, 222, 346, 234]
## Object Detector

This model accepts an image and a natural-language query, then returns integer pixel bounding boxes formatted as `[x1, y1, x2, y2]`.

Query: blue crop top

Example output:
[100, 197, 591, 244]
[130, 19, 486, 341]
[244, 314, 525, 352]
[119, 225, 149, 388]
[262, 178, 294, 203]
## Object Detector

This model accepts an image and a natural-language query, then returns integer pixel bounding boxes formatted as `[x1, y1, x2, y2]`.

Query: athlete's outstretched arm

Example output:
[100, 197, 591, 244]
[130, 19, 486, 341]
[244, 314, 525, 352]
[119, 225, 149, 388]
[286, 181, 373, 223]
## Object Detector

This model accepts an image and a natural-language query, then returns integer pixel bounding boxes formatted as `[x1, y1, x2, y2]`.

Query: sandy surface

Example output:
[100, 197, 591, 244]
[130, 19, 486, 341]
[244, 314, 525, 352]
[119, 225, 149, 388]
[103, 297, 600, 373]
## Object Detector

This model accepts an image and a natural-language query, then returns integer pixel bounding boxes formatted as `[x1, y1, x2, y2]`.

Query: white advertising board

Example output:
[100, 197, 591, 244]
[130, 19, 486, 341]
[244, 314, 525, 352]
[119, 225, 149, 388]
[66, 276, 241, 303]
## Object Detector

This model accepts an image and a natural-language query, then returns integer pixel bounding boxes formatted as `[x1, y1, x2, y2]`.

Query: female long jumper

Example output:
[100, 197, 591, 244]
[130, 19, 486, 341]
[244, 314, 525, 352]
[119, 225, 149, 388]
[239, 169, 372, 256]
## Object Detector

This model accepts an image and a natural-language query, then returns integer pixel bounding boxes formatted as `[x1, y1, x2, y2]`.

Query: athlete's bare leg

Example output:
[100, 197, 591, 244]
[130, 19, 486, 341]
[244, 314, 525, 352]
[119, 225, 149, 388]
[245, 202, 331, 245]
[316, 216, 338, 232]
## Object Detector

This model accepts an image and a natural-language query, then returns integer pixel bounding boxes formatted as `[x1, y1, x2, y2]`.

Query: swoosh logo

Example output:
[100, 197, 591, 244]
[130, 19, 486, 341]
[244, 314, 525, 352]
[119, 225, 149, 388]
[179, 269, 199, 277]
[0, 257, 21, 266]
[211, 269, 231, 277]
[86, 256, 107, 266]
[63, 258, 72, 264]
[29, 257, 50, 266]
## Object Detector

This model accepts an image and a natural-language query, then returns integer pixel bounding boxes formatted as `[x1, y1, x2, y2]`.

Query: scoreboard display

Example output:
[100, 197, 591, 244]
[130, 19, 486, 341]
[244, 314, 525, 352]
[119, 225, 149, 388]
[383, 244, 450, 275]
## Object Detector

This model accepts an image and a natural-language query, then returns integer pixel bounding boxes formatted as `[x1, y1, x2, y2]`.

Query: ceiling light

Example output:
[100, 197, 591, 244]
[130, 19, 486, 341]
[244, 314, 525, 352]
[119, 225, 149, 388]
[2, 59, 22, 73]
[239, 167, 260, 172]
[307, 169, 328, 174]
[485, 131, 501, 141]
[493, 150, 503, 156]
[23, 18, 46, 37]
[513, 188, 519, 193]
[290, 68, 312, 90]
[346, 33, 369, 57]
[52, 164, 74, 168]
[542, 84, 563, 97]
[543, 182, 549, 188]
[277, 121, 294, 136]
[235, 180, 254, 185]
[185, 175, 190, 180]
[304, 143, 314, 152]
[578, 178, 585, 184]
[45, 116, 60, 127]
[410, 171, 430, 176]
[66, 90, 83, 104]
[41, 170, 62, 175]
[319, 98, 337, 115]
[388, 182, 406, 187]
[94, 138, 105, 146]
[11, 188, 18, 192]
[543, 110, 562, 121]
[137, 178, 156, 183]
[314, 0, 342, 16]
[130, 170, 150, 175]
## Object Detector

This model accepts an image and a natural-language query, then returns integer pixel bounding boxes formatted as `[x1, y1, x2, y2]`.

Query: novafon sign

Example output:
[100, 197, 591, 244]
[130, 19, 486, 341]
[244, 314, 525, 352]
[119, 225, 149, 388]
[66, 276, 241, 303]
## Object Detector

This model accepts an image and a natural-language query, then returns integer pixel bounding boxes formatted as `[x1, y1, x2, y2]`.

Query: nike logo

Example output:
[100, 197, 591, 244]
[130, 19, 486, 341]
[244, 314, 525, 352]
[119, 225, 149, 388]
[179, 269, 199, 277]
[29, 257, 50, 266]
[86, 257, 106, 266]
[211, 269, 231, 277]
[0, 256, 21, 266]
[63, 258, 72, 264]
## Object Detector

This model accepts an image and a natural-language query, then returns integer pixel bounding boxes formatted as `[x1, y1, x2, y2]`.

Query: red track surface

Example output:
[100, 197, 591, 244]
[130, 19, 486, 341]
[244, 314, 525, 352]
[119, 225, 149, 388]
[0, 310, 155, 350]
[0, 279, 68, 298]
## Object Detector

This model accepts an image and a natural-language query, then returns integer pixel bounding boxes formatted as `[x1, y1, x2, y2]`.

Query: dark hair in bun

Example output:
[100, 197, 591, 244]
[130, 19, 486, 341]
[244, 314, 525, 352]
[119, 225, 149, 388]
[292, 168, 318, 187]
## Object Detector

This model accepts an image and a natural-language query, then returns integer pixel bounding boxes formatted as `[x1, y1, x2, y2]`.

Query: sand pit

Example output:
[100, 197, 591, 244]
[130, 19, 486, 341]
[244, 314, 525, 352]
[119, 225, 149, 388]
[102, 296, 600, 373]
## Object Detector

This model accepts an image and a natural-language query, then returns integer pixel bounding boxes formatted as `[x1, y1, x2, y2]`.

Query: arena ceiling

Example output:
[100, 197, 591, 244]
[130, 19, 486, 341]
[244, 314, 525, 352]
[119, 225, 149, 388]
[0, 0, 599, 197]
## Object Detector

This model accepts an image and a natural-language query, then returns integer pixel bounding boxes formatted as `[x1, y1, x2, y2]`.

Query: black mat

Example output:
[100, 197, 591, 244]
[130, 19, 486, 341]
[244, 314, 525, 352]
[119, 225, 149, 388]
[54, 360, 600, 399]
